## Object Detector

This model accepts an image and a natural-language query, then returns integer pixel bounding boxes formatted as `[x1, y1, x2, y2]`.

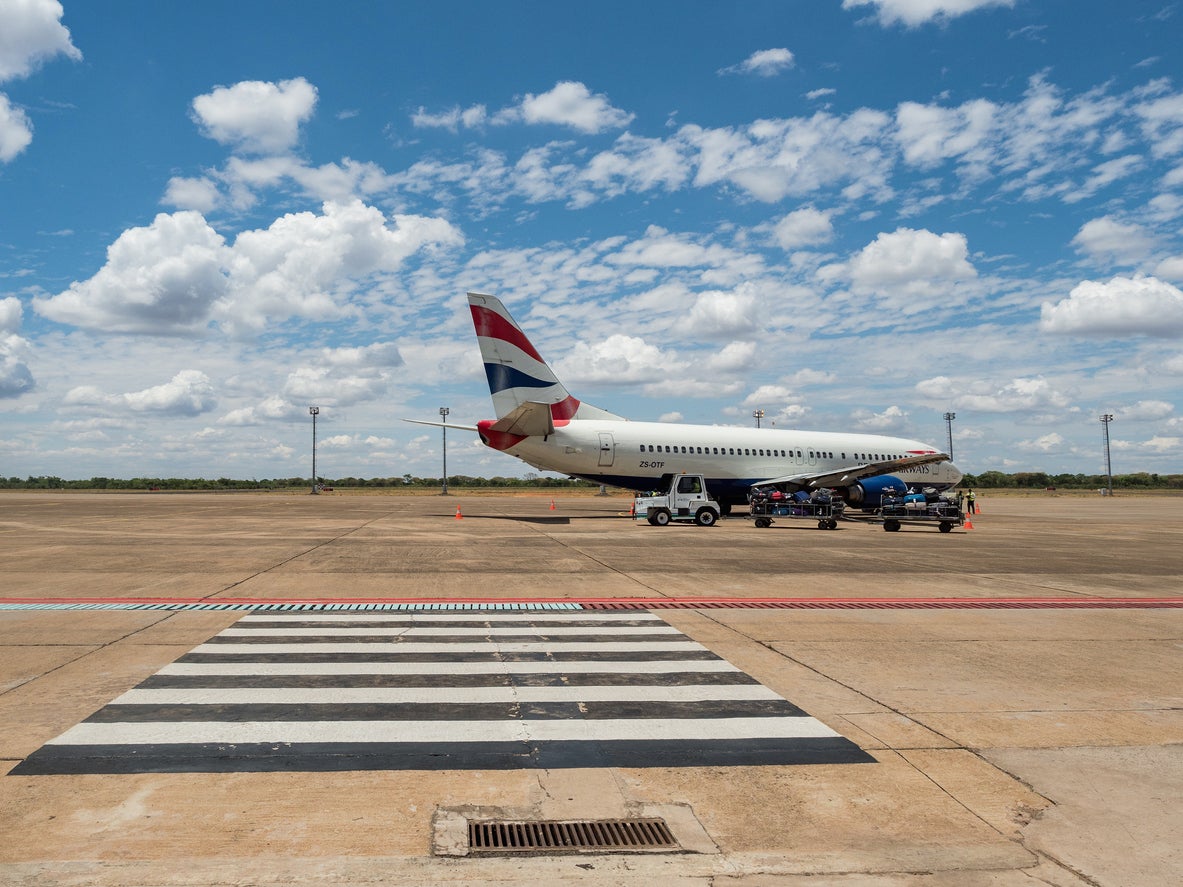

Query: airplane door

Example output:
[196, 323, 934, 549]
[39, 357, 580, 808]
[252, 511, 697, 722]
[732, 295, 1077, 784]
[597, 432, 615, 467]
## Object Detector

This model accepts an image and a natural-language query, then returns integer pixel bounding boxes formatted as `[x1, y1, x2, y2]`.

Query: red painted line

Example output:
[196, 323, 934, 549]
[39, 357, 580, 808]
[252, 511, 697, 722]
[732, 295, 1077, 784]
[2, 596, 1181, 610]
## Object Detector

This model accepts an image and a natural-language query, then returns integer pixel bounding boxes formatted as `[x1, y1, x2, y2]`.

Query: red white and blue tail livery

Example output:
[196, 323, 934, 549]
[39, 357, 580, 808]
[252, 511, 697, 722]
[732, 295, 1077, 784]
[411, 292, 962, 513]
[469, 292, 622, 426]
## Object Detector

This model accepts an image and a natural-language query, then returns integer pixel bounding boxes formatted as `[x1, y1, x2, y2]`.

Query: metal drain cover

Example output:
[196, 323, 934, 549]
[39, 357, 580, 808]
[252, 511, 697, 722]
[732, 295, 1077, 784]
[467, 817, 679, 854]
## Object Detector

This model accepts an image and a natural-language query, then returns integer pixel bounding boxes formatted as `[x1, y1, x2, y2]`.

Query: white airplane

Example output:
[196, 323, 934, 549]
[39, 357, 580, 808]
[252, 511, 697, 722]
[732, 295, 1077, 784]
[411, 292, 962, 515]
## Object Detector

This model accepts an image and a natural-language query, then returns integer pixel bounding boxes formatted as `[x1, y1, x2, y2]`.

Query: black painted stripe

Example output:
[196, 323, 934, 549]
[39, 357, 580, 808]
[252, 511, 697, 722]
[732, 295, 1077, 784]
[235, 619, 669, 629]
[203, 633, 687, 644]
[88, 699, 806, 723]
[177, 650, 723, 664]
[137, 671, 760, 689]
[12, 738, 874, 775]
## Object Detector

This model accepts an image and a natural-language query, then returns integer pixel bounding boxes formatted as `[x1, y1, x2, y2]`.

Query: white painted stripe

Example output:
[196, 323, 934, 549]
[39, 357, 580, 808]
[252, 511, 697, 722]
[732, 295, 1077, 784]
[219, 625, 682, 637]
[190, 641, 706, 654]
[110, 685, 783, 705]
[49, 716, 840, 746]
[158, 660, 741, 676]
[236, 613, 666, 623]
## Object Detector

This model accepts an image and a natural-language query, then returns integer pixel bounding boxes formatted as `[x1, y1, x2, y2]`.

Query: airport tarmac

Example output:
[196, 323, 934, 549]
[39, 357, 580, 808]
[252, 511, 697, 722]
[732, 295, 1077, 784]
[0, 490, 1179, 886]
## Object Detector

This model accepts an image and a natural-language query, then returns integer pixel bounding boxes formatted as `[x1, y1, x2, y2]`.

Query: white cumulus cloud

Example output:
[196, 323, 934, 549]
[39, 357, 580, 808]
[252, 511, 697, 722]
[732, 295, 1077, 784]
[772, 207, 834, 249]
[35, 201, 464, 337]
[1018, 432, 1066, 453]
[719, 48, 795, 77]
[852, 405, 909, 432]
[191, 77, 318, 154]
[555, 334, 679, 384]
[1071, 216, 1157, 266]
[838, 228, 977, 309]
[0, 0, 80, 81]
[1119, 400, 1174, 421]
[35, 211, 231, 334]
[65, 370, 216, 416]
[1040, 275, 1183, 337]
[0, 93, 32, 162]
[0, 0, 80, 162]
[0, 331, 34, 397]
[843, 0, 1015, 28]
[507, 81, 633, 134]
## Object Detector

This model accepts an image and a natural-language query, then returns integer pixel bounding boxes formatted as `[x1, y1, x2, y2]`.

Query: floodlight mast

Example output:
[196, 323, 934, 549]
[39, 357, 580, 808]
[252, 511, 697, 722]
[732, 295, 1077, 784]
[753, 409, 764, 428]
[1101, 414, 1114, 496]
[439, 407, 449, 495]
[943, 412, 956, 462]
[309, 406, 320, 495]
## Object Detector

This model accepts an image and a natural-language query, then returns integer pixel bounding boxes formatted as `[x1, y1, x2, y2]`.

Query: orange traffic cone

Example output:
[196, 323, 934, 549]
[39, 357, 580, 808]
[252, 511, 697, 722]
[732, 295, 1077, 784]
[964, 515, 974, 529]
[550, 499, 556, 510]
[629, 501, 635, 517]
[454, 506, 463, 520]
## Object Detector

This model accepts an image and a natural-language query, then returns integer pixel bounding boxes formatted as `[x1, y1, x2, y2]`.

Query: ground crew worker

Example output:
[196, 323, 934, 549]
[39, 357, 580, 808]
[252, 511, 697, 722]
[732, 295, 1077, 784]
[966, 489, 977, 514]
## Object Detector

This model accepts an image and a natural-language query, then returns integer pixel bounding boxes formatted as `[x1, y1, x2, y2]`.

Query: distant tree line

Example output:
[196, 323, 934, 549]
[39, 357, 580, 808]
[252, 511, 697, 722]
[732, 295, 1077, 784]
[1, 472, 1180, 491]
[958, 471, 1183, 490]
[0, 475, 602, 491]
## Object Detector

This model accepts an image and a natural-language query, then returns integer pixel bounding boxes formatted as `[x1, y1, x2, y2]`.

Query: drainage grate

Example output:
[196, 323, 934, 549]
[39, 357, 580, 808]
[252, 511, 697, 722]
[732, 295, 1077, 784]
[467, 818, 679, 854]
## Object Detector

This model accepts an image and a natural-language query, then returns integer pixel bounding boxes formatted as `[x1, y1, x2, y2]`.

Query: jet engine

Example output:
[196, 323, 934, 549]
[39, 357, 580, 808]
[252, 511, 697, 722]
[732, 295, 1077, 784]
[839, 474, 908, 509]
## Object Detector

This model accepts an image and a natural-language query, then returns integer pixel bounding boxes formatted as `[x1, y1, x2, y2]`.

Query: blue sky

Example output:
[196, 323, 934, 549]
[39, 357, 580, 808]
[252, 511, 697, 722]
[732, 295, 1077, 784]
[2, 0, 1182, 481]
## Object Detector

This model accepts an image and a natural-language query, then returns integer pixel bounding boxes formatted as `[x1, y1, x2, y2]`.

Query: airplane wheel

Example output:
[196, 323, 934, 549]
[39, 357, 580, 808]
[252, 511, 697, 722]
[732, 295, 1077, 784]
[939, 522, 953, 533]
[695, 508, 718, 527]
[652, 509, 671, 526]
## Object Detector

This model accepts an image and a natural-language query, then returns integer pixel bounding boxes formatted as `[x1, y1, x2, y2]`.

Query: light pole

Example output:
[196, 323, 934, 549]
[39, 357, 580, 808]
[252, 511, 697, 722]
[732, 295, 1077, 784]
[439, 406, 449, 495]
[309, 406, 319, 494]
[1101, 414, 1114, 496]
[943, 412, 956, 460]
[753, 409, 764, 429]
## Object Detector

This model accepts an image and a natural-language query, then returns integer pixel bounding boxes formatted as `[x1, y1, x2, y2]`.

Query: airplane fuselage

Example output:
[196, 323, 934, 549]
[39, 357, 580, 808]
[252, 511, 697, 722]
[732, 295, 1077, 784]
[479, 418, 962, 506]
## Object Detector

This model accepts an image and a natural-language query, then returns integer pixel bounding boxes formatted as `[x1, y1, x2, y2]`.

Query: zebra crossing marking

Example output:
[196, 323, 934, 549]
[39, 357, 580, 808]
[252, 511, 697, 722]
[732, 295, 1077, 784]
[13, 610, 873, 774]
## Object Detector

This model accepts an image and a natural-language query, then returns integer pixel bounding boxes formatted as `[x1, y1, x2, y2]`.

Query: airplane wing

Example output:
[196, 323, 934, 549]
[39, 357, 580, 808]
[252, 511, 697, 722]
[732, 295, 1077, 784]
[753, 452, 951, 493]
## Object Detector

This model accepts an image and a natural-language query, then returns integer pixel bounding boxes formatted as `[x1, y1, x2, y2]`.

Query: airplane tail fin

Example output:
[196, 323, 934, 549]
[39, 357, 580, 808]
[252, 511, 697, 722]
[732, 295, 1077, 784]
[467, 292, 623, 424]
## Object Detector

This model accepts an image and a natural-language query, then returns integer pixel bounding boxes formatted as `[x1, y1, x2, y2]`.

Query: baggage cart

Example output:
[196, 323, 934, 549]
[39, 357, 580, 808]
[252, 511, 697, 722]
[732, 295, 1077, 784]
[747, 489, 844, 530]
[877, 489, 964, 533]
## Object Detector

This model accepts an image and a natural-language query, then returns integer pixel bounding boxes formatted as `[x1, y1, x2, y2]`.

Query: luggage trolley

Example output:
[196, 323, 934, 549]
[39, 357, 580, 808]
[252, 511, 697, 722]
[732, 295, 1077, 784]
[877, 488, 965, 533]
[748, 487, 844, 530]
